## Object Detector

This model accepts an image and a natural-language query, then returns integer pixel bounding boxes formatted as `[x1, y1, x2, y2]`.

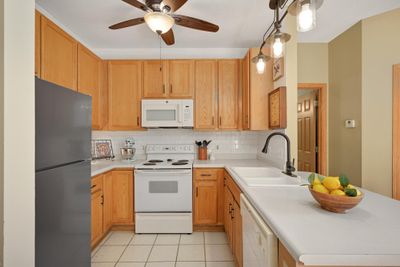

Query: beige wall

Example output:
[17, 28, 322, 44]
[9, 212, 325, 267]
[298, 43, 329, 84]
[361, 8, 400, 197]
[0, 0, 4, 263]
[2, 0, 35, 265]
[328, 22, 363, 186]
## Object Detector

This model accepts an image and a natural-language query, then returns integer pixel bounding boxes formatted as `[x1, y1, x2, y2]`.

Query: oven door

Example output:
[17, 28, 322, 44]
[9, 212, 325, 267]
[141, 100, 182, 128]
[134, 169, 192, 212]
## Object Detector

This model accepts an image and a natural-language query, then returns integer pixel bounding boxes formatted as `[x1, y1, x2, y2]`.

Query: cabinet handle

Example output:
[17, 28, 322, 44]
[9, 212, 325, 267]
[137, 116, 140, 126]
[91, 185, 96, 189]
[228, 203, 232, 214]
[224, 177, 227, 186]
[219, 116, 222, 126]
[163, 84, 166, 94]
[201, 174, 212, 177]
[101, 195, 104, 205]
[170, 84, 173, 94]
[231, 207, 235, 219]
[196, 187, 198, 197]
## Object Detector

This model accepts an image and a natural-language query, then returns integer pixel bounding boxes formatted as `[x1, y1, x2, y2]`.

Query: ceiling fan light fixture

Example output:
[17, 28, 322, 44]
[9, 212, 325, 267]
[144, 12, 175, 34]
[251, 52, 271, 74]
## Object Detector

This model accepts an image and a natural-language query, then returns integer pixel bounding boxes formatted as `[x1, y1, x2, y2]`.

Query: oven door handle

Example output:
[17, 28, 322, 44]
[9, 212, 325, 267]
[135, 169, 192, 175]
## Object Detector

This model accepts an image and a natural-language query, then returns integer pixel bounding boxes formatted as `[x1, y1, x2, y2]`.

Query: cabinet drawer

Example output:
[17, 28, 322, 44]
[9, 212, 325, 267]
[91, 175, 104, 193]
[194, 168, 219, 181]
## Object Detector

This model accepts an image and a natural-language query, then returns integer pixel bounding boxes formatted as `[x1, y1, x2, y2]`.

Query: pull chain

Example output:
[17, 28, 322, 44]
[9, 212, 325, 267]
[159, 34, 162, 72]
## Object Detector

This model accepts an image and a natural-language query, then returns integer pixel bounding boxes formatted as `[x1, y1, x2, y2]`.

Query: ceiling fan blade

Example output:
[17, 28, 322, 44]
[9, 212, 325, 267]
[161, 29, 175, 46]
[172, 15, 219, 32]
[122, 0, 151, 12]
[109, 17, 145, 29]
[162, 0, 187, 12]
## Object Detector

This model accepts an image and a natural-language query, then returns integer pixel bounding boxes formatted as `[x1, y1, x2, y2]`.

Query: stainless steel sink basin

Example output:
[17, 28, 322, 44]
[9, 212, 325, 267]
[231, 167, 302, 187]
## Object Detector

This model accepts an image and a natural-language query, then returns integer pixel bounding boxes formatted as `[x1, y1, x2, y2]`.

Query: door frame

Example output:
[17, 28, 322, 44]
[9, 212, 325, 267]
[393, 64, 400, 200]
[298, 83, 327, 175]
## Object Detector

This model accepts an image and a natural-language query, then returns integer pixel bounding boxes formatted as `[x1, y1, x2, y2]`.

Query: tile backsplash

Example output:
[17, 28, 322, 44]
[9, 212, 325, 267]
[92, 129, 260, 160]
[92, 129, 287, 169]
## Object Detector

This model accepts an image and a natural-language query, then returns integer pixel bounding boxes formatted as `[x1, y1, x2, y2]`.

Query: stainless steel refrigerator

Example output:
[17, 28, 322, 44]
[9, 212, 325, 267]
[35, 77, 91, 267]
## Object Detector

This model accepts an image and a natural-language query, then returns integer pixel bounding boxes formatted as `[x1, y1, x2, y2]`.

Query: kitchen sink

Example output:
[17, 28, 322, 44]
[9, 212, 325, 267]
[231, 167, 302, 187]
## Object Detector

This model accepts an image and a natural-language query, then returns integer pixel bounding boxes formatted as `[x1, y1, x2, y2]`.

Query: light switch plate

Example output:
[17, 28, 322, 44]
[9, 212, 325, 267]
[345, 120, 356, 128]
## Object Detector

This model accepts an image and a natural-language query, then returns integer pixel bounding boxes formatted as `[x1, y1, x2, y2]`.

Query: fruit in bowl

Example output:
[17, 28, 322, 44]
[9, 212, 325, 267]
[308, 174, 363, 213]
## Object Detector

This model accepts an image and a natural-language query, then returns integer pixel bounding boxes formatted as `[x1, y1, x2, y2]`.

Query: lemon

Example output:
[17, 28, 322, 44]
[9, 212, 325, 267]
[323, 177, 341, 191]
[313, 184, 329, 194]
[330, 189, 345, 196]
[312, 177, 322, 186]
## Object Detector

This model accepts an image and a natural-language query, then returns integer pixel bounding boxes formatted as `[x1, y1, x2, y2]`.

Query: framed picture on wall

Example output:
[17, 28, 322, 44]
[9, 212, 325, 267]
[273, 57, 284, 81]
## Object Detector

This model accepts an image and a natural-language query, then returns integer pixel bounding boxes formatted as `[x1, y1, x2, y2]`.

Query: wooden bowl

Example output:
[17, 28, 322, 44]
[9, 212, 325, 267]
[308, 186, 364, 213]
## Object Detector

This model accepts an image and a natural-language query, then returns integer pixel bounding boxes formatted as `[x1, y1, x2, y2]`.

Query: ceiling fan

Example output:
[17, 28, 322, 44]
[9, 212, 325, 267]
[109, 0, 220, 46]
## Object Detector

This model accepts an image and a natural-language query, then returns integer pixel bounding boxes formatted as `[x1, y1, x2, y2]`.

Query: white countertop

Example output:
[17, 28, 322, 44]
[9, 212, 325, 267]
[193, 159, 278, 168]
[225, 167, 400, 266]
[91, 159, 145, 177]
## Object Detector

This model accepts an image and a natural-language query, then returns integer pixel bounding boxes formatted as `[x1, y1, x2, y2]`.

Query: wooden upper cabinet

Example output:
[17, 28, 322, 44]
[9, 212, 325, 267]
[242, 48, 273, 130]
[111, 170, 134, 225]
[195, 60, 218, 129]
[108, 61, 142, 130]
[143, 60, 168, 98]
[77, 44, 102, 129]
[218, 60, 239, 129]
[41, 15, 78, 90]
[35, 11, 41, 77]
[168, 60, 194, 98]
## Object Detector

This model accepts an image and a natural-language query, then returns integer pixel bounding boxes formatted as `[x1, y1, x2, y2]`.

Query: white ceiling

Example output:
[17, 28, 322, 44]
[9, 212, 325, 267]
[36, 0, 400, 50]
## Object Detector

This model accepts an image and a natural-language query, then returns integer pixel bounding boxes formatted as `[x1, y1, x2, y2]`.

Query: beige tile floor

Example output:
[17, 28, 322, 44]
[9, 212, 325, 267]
[91, 231, 235, 267]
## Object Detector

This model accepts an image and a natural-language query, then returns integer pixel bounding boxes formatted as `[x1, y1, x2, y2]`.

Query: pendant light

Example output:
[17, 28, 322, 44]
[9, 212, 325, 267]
[288, 0, 323, 32]
[251, 50, 271, 74]
[267, 7, 291, 59]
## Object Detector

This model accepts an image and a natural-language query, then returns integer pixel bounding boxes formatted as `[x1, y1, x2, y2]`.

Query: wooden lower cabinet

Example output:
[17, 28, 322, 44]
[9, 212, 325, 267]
[224, 171, 243, 267]
[91, 169, 134, 249]
[193, 168, 224, 227]
[111, 170, 134, 225]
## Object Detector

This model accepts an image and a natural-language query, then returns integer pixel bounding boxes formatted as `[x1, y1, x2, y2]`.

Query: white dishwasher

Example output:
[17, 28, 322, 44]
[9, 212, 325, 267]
[241, 194, 278, 267]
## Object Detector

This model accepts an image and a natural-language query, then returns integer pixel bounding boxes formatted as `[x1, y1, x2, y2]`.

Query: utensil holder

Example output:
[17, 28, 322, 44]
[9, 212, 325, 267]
[198, 147, 208, 160]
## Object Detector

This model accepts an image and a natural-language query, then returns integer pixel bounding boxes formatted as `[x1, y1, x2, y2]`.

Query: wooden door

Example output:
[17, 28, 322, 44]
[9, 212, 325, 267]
[194, 179, 218, 225]
[169, 60, 194, 98]
[393, 64, 400, 200]
[103, 172, 113, 232]
[111, 171, 134, 225]
[143, 60, 168, 98]
[233, 200, 243, 267]
[242, 52, 250, 130]
[297, 91, 317, 172]
[278, 241, 297, 267]
[35, 11, 41, 77]
[41, 16, 78, 90]
[218, 60, 239, 129]
[195, 60, 218, 129]
[108, 61, 142, 130]
[224, 186, 234, 249]
[77, 44, 102, 129]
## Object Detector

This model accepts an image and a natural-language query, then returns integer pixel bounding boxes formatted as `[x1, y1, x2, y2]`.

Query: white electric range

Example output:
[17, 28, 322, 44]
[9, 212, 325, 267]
[134, 144, 195, 234]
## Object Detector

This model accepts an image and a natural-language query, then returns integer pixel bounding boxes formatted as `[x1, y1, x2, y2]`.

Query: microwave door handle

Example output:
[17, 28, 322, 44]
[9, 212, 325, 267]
[178, 104, 183, 123]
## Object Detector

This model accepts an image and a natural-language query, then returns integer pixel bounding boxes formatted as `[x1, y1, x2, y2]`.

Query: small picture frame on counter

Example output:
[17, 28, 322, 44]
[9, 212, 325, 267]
[92, 139, 115, 160]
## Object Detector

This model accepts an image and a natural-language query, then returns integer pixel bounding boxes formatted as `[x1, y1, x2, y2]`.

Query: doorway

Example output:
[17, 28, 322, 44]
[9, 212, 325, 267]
[297, 83, 327, 175]
[393, 64, 400, 200]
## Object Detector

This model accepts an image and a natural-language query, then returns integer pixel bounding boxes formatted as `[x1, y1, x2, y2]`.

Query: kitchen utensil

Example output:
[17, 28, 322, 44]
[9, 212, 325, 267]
[308, 185, 363, 213]
[120, 147, 136, 161]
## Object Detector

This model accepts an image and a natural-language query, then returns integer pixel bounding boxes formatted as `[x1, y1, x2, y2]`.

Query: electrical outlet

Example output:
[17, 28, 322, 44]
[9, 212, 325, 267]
[345, 120, 356, 128]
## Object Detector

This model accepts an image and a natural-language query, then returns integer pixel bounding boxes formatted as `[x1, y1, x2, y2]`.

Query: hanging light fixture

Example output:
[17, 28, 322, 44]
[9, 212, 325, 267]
[251, 50, 271, 74]
[288, 0, 323, 32]
[144, 12, 175, 34]
[267, 6, 291, 59]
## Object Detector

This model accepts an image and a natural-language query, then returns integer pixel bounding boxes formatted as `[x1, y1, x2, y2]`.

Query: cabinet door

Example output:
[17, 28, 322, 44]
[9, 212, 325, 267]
[77, 44, 102, 129]
[41, 16, 78, 90]
[242, 52, 250, 130]
[194, 179, 218, 225]
[91, 175, 104, 246]
[103, 172, 113, 232]
[278, 241, 297, 267]
[224, 186, 234, 249]
[143, 60, 168, 98]
[195, 60, 218, 129]
[233, 200, 243, 267]
[35, 11, 41, 77]
[108, 61, 142, 130]
[112, 171, 134, 225]
[218, 60, 239, 129]
[169, 60, 194, 98]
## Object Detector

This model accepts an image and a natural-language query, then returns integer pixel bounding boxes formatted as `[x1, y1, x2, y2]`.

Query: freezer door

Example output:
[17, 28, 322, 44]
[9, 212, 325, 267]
[36, 161, 90, 267]
[35, 77, 92, 171]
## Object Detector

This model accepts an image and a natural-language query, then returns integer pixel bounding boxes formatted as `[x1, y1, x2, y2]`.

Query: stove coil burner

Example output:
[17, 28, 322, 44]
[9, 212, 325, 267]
[172, 162, 188, 166]
[148, 160, 163, 163]
[177, 160, 189, 163]
[143, 162, 157, 166]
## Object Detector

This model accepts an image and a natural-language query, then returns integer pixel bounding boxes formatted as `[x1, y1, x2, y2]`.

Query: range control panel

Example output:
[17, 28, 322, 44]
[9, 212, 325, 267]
[146, 144, 195, 154]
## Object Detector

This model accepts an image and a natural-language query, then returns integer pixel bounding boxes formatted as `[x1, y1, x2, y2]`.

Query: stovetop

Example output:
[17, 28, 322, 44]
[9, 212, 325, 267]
[136, 144, 195, 170]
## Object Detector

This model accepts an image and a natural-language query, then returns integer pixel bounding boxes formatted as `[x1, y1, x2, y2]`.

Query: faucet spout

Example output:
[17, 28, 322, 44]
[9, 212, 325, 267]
[262, 132, 296, 177]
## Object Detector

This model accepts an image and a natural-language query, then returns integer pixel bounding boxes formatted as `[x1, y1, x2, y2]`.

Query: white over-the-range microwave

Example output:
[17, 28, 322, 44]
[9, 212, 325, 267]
[141, 99, 194, 128]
